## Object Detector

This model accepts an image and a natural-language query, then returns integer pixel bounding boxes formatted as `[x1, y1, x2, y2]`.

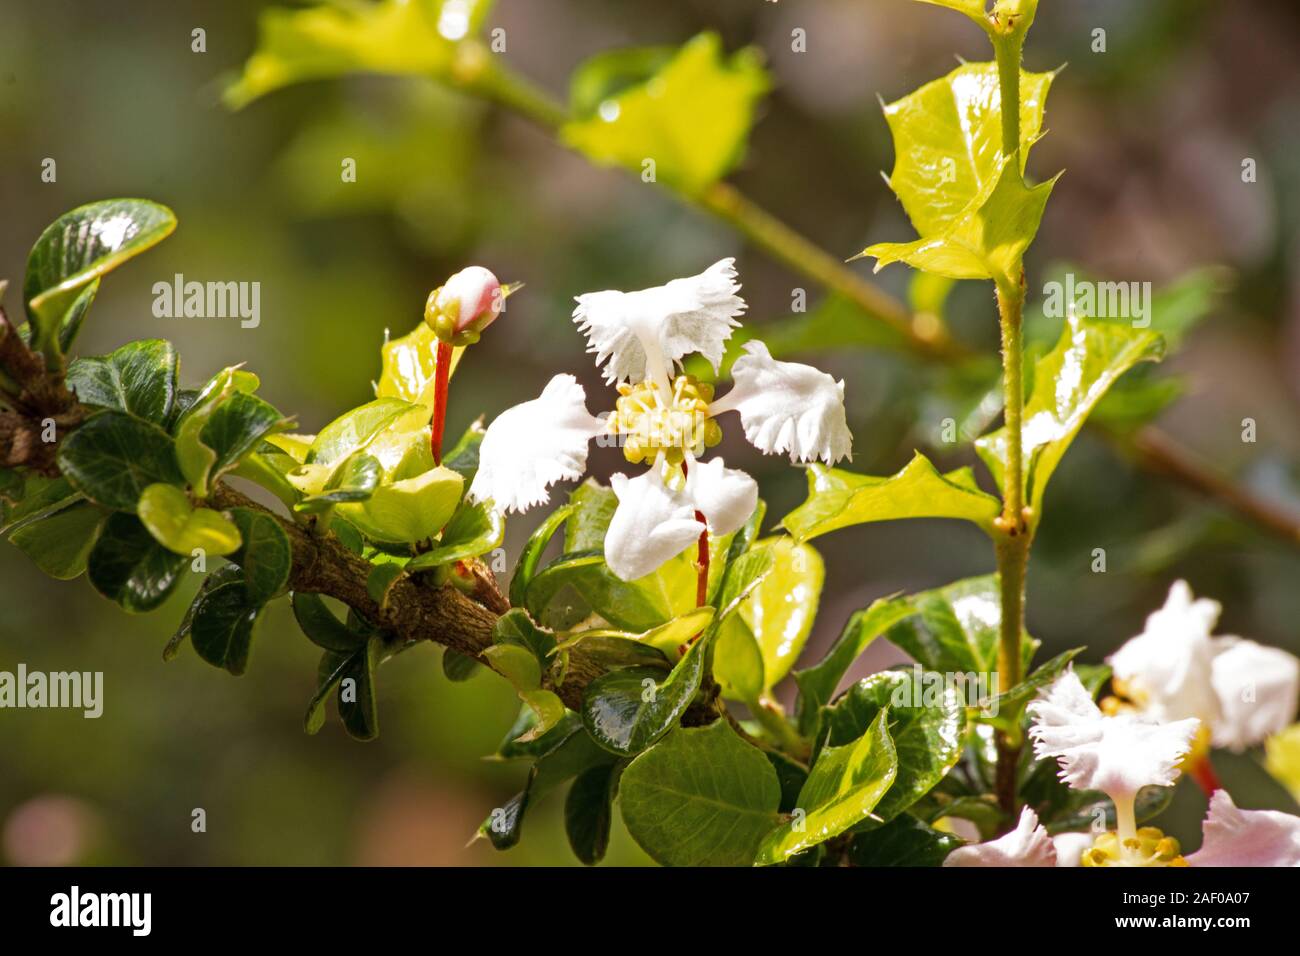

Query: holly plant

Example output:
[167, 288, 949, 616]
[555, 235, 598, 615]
[4, 0, 1299, 869]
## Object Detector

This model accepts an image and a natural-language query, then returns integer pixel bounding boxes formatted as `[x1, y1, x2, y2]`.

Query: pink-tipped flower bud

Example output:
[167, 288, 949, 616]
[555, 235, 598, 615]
[425, 266, 503, 345]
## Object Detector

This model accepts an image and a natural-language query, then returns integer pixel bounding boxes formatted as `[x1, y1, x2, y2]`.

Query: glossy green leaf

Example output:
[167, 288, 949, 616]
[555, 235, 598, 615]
[620, 721, 782, 867]
[478, 720, 614, 850]
[57, 411, 183, 512]
[865, 157, 1058, 285]
[883, 574, 1005, 676]
[307, 637, 383, 740]
[9, 501, 107, 580]
[291, 591, 365, 653]
[714, 537, 823, 700]
[66, 339, 177, 425]
[563, 480, 617, 552]
[228, 507, 293, 604]
[335, 465, 463, 543]
[407, 498, 503, 569]
[441, 419, 484, 480]
[793, 596, 921, 735]
[878, 61, 1054, 238]
[824, 669, 967, 822]
[297, 453, 382, 512]
[756, 710, 898, 865]
[225, 0, 494, 107]
[307, 398, 425, 467]
[989, 646, 1082, 722]
[494, 607, 558, 666]
[86, 512, 188, 612]
[0, 474, 81, 536]
[190, 577, 264, 676]
[509, 502, 575, 606]
[196, 391, 285, 486]
[376, 321, 464, 409]
[847, 813, 964, 866]
[171, 367, 263, 497]
[24, 199, 176, 357]
[484, 643, 543, 693]
[565, 763, 617, 866]
[561, 33, 770, 195]
[975, 310, 1164, 519]
[164, 565, 241, 662]
[137, 484, 242, 557]
[442, 648, 481, 682]
[580, 627, 714, 757]
[782, 453, 1000, 541]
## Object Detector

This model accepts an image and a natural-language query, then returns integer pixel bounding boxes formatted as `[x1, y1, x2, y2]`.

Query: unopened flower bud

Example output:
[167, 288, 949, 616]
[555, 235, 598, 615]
[425, 266, 503, 345]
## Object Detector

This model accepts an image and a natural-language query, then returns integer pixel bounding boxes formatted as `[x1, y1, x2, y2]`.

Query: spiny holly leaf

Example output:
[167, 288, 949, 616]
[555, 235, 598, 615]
[756, 709, 898, 865]
[619, 721, 781, 867]
[225, 0, 496, 108]
[9, 501, 107, 580]
[561, 33, 769, 195]
[824, 669, 967, 823]
[58, 411, 184, 513]
[24, 199, 176, 358]
[66, 339, 178, 425]
[781, 453, 1001, 542]
[864, 157, 1058, 286]
[714, 537, 824, 702]
[137, 483, 242, 557]
[878, 61, 1055, 238]
[975, 310, 1165, 521]
[86, 512, 188, 612]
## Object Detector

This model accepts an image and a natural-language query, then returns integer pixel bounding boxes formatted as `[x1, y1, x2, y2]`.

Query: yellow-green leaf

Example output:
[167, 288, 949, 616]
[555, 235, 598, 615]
[561, 33, 769, 195]
[781, 453, 1001, 542]
[865, 156, 1058, 285]
[138, 483, 242, 557]
[377, 321, 465, 409]
[224, 0, 496, 109]
[975, 311, 1164, 521]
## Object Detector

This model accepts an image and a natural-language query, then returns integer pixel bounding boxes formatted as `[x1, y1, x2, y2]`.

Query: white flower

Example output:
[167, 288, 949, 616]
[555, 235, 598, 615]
[1051, 832, 1094, 868]
[709, 341, 852, 464]
[573, 258, 745, 389]
[1108, 581, 1299, 752]
[943, 807, 1057, 867]
[1185, 790, 1300, 867]
[467, 374, 605, 513]
[469, 261, 852, 581]
[1028, 668, 1200, 842]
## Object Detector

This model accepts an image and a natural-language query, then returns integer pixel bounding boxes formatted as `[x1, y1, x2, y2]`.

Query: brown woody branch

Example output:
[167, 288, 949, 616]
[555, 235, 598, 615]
[0, 304, 716, 720]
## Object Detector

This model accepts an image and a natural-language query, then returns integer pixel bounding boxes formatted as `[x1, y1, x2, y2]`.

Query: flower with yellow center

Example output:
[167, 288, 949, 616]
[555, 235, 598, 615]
[466, 259, 853, 582]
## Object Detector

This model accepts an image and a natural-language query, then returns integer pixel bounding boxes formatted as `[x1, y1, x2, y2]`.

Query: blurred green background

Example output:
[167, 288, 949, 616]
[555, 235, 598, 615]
[2, 0, 1299, 865]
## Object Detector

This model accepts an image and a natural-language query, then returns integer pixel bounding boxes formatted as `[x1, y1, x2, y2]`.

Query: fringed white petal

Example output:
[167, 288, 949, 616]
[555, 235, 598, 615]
[604, 469, 705, 582]
[572, 259, 745, 387]
[1051, 832, 1094, 868]
[711, 341, 852, 465]
[467, 374, 603, 513]
[1107, 580, 1223, 726]
[943, 808, 1056, 867]
[1209, 637, 1300, 752]
[684, 457, 758, 537]
[1186, 790, 1300, 867]
[1027, 669, 1201, 801]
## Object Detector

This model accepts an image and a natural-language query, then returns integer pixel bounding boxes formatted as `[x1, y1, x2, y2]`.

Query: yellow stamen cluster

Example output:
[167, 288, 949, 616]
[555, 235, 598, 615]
[1081, 828, 1187, 867]
[608, 375, 722, 466]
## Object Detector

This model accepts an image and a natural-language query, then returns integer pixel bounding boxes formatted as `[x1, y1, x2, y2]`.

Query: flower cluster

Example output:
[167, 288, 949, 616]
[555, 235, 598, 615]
[465, 259, 852, 581]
